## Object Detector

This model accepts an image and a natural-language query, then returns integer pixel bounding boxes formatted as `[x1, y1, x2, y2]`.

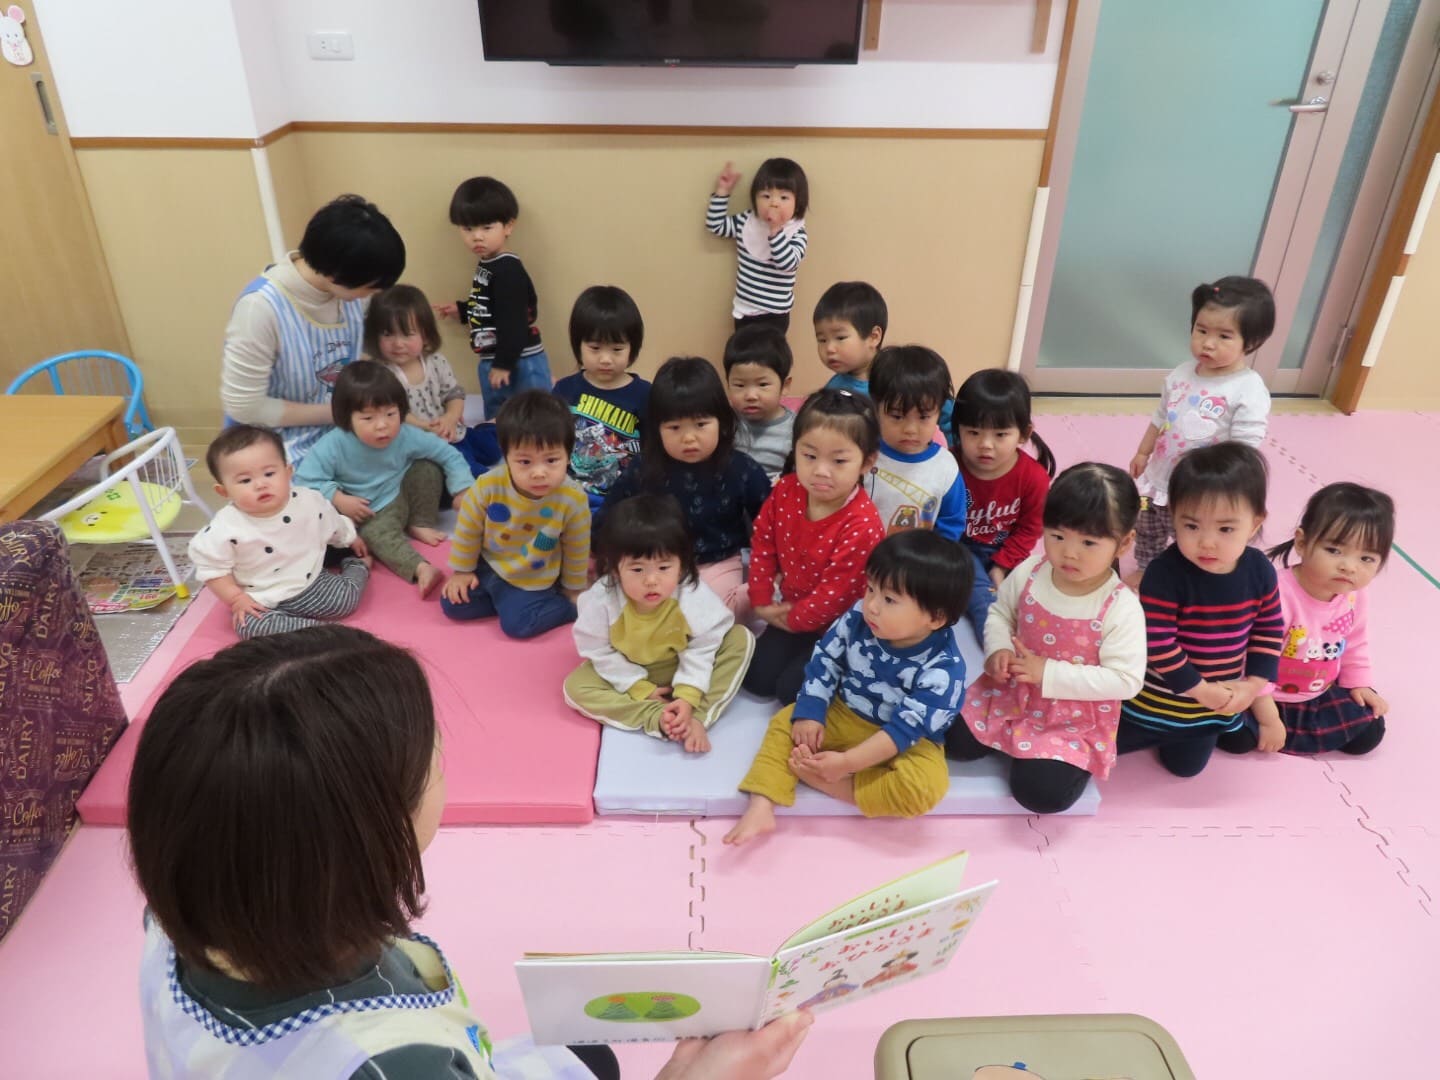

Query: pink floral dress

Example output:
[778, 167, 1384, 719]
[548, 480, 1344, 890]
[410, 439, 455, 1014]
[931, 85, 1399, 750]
[960, 559, 1126, 778]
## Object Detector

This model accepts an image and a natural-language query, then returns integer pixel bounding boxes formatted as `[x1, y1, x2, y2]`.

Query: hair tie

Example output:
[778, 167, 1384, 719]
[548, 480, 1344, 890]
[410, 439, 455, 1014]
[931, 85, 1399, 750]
[837, 389, 853, 397]
[1212, 285, 1221, 295]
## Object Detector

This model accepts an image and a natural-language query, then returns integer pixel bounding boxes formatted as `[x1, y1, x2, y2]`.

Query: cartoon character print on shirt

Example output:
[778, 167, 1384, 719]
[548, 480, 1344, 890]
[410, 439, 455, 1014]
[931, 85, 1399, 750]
[1155, 380, 1232, 462]
[1275, 613, 1349, 695]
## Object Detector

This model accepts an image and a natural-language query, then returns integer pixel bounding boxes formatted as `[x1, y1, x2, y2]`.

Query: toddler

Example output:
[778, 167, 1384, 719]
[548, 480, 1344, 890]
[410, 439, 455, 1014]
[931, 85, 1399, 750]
[552, 285, 651, 510]
[814, 281, 887, 397]
[295, 362, 473, 597]
[601, 356, 771, 618]
[947, 463, 1146, 814]
[189, 425, 370, 638]
[442, 390, 591, 639]
[1219, 482, 1393, 756]
[1118, 442, 1284, 777]
[437, 176, 551, 418]
[952, 368, 1056, 636]
[1129, 276, 1276, 577]
[366, 284, 499, 476]
[724, 323, 795, 483]
[564, 494, 755, 754]
[725, 531, 971, 845]
[742, 389, 887, 704]
[863, 345, 964, 538]
[707, 157, 809, 333]
[221, 194, 404, 466]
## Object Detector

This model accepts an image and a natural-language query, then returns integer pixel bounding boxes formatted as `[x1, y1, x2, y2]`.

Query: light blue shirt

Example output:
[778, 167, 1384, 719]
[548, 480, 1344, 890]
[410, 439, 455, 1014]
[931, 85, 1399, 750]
[295, 425, 473, 512]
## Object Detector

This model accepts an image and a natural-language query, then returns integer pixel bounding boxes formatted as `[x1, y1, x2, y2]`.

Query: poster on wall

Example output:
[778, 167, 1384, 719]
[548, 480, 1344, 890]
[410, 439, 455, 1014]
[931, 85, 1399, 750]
[2, 5, 34, 66]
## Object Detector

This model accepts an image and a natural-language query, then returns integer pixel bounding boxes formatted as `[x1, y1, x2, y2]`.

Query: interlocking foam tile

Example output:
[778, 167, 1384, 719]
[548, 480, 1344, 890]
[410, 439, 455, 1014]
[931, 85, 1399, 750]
[692, 816, 1106, 1074]
[591, 624, 1101, 817]
[78, 542, 601, 826]
[0, 828, 148, 1078]
[1032, 821, 1438, 1077]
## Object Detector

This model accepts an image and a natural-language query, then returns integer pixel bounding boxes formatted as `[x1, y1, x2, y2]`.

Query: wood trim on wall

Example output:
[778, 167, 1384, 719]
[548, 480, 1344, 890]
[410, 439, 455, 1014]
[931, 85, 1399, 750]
[1331, 77, 1440, 412]
[72, 122, 296, 150]
[1038, 0, 1080, 186]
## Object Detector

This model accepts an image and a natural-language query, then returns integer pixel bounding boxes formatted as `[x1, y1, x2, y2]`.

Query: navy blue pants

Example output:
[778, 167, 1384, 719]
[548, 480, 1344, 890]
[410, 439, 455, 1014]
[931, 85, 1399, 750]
[965, 548, 997, 644]
[440, 562, 576, 639]
[1116, 722, 1220, 778]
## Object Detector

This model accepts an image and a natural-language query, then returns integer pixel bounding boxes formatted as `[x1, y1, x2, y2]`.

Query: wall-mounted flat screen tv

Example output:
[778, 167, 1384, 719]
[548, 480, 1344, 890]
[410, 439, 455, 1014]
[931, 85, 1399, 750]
[479, 1, 865, 66]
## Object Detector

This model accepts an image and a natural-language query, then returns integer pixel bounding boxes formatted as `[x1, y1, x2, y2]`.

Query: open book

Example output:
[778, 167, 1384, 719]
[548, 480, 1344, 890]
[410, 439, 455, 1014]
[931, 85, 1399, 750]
[515, 852, 997, 1044]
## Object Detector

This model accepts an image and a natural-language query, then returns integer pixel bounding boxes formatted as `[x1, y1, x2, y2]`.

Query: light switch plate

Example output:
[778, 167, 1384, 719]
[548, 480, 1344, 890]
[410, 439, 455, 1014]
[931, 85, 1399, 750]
[306, 32, 354, 61]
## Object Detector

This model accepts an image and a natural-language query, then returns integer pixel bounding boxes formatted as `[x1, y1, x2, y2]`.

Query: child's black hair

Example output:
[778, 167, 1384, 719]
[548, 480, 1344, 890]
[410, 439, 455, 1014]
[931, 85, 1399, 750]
[448, 176, 520, 228]
[363, 284, 442, 361]
[1191, 276, 1276, 354]
[1043, 462, 1140, 540]
[751, 157, 809, 219]
[568, 285, 644, 365]
[866, 530, 973, 627]
[951, 369, 1056, 477]
[1168, 441, 1269, 520]
[593, 493, 699, 587]
[639, 357, 736, 489]
[495, 389, 576, 456]
[723, 324, 793, 381]
[789, 388, 881, 467]
[127, 626, 435, 992]
[331, 360, 410, 430]
[1267, 481, 1395, 567]
[812, 281, 888, 339]
[205, 424, 286, 483]
[298, 194, 406, 290]
[870, 345, 954, 418]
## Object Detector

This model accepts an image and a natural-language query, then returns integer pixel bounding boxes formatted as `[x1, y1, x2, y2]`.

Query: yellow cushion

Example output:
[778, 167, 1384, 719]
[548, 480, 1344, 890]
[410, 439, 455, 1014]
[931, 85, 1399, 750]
[57, 482, 182, 544]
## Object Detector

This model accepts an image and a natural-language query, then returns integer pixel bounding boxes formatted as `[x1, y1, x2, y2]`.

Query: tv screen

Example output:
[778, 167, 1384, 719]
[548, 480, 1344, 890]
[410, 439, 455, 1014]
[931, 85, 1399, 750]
[479, 1, 865, 66]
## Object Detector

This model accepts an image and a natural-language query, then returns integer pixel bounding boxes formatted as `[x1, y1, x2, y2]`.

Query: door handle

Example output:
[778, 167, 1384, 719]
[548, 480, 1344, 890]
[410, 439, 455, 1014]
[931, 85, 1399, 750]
[29, 72, 58, 135]
[1271, 95, 1329, 114]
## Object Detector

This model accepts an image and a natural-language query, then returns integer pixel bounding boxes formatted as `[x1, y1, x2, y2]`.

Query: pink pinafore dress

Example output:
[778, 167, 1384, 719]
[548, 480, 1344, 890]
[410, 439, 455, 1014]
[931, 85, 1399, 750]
[960, 560, 1126, 779]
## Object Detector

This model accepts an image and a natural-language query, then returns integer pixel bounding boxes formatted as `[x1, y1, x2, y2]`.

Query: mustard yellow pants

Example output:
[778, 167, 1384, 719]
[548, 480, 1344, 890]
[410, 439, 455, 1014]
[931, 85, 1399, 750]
[738, 699, 949, 818]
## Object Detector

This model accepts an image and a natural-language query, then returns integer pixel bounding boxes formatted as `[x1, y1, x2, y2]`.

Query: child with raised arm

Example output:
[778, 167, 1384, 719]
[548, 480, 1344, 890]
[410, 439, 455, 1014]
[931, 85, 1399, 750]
[564, 494, 755, 754]
[436, 176, 552, 419]
[552, 285, 651, 510]
[221, 194, 405, 466]
[707, 157, 809, 333]
[442, 390, 591, 639]
[724, 323, 795, 483]
[188, 425, 370, 638]
[947, 464, 1146, 814]
[1128, 276, 1275, 579]
[742, 390, 887, 705]
[367, 284, 499, 476]
[1218, 482, 1394, 756]
[1118, 443, 1285, 777]
[725, 531, 971, 845]
[295, 362, 473, 598]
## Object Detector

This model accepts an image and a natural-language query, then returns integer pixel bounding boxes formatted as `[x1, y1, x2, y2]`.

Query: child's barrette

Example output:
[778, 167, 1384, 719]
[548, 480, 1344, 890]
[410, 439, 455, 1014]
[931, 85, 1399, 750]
[1212, 285, 1221, 295]
[837, 389, 854, 397]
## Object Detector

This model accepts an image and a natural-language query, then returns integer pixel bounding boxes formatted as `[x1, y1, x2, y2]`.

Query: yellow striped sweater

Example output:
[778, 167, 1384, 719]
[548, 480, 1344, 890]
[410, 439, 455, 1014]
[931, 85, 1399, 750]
[448, 467, 591, 592]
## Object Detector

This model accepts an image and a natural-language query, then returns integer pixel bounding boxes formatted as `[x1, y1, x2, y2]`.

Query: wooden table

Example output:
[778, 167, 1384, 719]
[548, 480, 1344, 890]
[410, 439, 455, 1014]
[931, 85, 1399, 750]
[0, 396, 129, 523]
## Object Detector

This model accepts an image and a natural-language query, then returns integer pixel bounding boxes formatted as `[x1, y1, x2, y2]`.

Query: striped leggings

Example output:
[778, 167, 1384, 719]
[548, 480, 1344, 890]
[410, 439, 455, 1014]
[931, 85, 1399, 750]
[237, 557, 370, 639]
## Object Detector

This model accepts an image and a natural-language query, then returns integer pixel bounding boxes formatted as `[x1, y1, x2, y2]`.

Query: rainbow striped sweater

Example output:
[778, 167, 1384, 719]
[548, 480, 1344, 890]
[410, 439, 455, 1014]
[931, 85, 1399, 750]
[1121, 546, 1283, 735]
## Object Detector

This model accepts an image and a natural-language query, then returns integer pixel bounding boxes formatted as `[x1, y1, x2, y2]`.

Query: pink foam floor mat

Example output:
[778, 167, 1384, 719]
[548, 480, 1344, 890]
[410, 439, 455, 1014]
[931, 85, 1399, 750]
[77, 543, 601, 826]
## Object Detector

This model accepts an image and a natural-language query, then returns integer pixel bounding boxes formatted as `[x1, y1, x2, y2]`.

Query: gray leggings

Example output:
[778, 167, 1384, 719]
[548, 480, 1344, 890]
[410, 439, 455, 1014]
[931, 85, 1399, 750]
[237, 557, 370, 638]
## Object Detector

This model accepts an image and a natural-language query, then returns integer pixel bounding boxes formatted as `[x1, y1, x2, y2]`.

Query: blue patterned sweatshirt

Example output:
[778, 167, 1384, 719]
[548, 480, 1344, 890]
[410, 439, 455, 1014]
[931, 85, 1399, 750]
[599, 451, 771, 565]
[794, 603, 968, 752]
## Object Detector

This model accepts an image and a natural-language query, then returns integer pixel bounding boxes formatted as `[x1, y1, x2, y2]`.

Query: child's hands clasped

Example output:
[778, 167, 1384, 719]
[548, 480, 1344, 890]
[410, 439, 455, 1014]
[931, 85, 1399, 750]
[984, 649, 1015, 682]
[442, 572, 479, 605]
[753, 602, 792, 632]
[1007, 639, 1047, 685]
[790, 719, 825, 753]
[791, 746, 851, 785]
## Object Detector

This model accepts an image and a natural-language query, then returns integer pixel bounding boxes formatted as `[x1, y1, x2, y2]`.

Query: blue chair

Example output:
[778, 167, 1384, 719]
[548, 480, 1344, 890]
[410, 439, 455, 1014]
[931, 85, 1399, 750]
[6, 350, 154, 439]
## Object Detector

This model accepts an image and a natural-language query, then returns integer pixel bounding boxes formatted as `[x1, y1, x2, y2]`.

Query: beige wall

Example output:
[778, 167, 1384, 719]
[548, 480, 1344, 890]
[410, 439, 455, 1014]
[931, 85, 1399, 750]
[1356, 193, 1440, 408]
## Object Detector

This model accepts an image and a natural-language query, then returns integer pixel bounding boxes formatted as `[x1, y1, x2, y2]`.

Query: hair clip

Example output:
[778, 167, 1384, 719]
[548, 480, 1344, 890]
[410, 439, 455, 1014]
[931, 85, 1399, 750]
[1212, 285, 1221, 295]
[837, 389, 853, 397]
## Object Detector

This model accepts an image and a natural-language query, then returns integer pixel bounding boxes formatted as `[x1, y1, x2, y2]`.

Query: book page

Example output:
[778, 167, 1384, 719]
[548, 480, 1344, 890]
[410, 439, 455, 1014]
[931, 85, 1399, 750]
[777, 851, 970, 951]
[758, 879, 997, 1026]
[515, 954, 771, 1044]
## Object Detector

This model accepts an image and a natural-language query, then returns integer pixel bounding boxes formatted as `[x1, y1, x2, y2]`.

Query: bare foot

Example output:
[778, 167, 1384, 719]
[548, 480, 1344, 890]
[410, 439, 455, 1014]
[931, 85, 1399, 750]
[407, 525, 447, 546]
[661, 712, 685, 741]
[415, 563, 445, 598]
[723, 794, 776, 846]
[681, 716, 711, 754]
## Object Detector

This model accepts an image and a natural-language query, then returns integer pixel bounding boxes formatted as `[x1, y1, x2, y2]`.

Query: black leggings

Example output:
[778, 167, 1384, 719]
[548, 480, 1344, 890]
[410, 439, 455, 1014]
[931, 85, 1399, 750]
[569, 1044, 620, 1080]
[734, 311, 791, 335]
[1116, 723, 1217, 777]
[945, 722, 1092, 815]
[742, 626, 822, 705]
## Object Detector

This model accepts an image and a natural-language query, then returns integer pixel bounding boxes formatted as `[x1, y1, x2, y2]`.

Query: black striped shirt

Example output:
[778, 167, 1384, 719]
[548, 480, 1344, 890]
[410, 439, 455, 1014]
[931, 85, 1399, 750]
[706, 193, 808, 317]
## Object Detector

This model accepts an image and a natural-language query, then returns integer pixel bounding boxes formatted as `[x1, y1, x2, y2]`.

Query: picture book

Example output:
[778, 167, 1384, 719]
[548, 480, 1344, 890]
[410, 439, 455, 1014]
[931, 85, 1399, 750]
[515, 851, 997, 1045]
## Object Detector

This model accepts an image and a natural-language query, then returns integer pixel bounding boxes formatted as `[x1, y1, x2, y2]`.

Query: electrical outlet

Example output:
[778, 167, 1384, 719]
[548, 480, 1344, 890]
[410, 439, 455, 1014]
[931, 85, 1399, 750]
[306, 31, 354, 61]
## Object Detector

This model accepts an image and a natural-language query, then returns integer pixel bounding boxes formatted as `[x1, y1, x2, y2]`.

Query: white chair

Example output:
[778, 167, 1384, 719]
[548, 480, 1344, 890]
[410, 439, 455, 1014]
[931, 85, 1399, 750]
[40, 427, 212, 599]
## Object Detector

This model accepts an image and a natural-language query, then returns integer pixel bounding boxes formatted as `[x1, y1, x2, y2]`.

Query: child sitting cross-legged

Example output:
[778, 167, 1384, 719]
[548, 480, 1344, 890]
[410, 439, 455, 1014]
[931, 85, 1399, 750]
[441, 390, 591, 639]
[295, 361, 474, 598]
[189, 424, 371, 638]
[563, 494, 755, 753]
[724, 531, 972, 846]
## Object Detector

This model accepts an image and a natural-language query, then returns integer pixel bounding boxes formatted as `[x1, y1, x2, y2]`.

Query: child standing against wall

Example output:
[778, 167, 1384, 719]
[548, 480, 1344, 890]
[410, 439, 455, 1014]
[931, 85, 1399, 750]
[437, 176, 551, 420]
[707, 158, 809, 333]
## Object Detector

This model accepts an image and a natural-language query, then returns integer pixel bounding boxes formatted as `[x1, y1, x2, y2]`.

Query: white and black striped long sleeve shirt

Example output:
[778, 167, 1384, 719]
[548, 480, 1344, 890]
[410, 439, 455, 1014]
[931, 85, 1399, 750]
[706, 193, 809, 318]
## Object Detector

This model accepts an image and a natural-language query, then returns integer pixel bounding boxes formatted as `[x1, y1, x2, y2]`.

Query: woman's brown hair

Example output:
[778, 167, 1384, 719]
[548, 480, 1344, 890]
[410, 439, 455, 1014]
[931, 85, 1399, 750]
[127, 626, 436, 992]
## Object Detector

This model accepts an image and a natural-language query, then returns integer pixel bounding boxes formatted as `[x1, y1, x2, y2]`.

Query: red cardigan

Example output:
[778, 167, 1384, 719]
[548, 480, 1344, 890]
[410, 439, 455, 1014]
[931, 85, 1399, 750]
[747, 475, 886, 634]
